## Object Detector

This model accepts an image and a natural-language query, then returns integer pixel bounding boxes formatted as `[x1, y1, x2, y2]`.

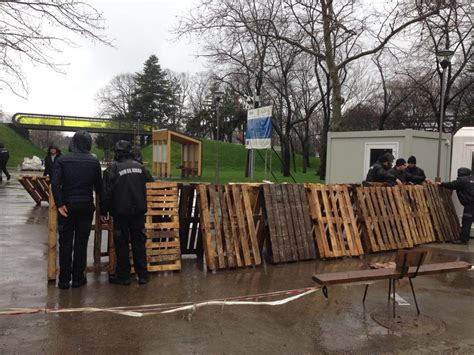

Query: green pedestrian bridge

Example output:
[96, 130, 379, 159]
[12, 113, 154, 134]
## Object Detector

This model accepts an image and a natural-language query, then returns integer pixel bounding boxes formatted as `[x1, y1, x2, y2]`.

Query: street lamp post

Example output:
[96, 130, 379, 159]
[135, 112, 143, 146]
[435, 49, 454, 182]
[214, 87, 224, 185]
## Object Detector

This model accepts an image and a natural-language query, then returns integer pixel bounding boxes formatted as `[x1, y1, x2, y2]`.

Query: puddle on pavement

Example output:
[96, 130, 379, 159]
[371, 308, 447, 335]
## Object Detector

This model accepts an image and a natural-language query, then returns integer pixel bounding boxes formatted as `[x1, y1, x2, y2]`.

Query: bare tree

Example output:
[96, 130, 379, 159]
[95, 73, 136, 119]
[0, 0, 109, 96]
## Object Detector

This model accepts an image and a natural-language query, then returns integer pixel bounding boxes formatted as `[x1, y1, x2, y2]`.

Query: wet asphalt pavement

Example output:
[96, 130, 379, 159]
[0, 173, 473, 354]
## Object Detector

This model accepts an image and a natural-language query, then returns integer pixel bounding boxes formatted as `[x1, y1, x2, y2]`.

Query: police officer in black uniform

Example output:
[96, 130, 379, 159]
[389, 158, 430, 185]
[0, 142, 11, 182]
[406, 156, 426, 181]
[52, 131, 102, 289]
[365, 152, 401, 185]
[439, 167, 474, 245]
[101, 140, 153, 285]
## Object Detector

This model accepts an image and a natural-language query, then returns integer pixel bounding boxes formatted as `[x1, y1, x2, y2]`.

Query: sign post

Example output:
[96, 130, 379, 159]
[246, 106, 272, 179]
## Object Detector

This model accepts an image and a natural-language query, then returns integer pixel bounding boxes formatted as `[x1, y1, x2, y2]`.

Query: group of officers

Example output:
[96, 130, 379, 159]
[50, 131, 152, 289]
[365, 152, 474, 245]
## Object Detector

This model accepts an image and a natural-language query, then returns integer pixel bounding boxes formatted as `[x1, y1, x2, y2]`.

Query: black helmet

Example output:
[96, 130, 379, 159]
[379, 152, 395, 163]
[114, 140, 132, 153]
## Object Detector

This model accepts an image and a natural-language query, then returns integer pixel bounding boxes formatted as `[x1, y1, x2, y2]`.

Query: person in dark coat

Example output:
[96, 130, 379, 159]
[101, 140, 154, 285]
[51, 131, 102, 289]
[406, 156, 427, 181]
[389, 158, 429, 185]
[43, 145, 62, 177]
[0, 142, 11, 182]
[365, 152, 401, 185]
[439, 167, 474, 245]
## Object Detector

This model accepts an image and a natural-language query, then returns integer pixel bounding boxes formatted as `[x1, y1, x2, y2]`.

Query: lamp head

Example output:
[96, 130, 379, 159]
[436, 49, 454, 69]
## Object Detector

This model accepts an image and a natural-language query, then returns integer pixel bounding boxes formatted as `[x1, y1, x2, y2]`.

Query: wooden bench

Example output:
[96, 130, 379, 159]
[313, 251, 471, 317]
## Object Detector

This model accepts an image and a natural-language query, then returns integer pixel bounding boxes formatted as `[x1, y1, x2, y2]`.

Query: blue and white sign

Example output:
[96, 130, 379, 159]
[246, 105, 272, 149]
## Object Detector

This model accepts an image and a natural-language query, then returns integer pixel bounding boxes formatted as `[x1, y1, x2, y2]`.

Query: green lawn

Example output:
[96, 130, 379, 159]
[141, 139, 323, 184]
[0, 124, 46, 167]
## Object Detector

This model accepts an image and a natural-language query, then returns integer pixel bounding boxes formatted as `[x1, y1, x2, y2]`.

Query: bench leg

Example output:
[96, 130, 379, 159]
[392, 278, 396, 318]
[322, 286, 329, 299]
[409, 278, 420, 315]
[362, 284, 369, 304]
[388, 279, 391, 302]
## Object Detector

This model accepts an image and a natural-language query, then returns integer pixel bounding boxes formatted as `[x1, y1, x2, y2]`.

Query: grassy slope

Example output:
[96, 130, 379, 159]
[141, 139, 323, 184]
[0, 124, 45, 167]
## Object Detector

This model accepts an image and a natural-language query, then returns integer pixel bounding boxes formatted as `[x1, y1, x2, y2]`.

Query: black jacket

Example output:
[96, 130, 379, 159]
[101, 157, 153, 216]
[43, 146, 62, 177]
[406, 166, 426, 181]
[388, 168, 426, 185]
[365, 162, 396, 184]
[51, 132, 102, 207]
[441, 168, 474, 207]
[0, 143, 9, 164]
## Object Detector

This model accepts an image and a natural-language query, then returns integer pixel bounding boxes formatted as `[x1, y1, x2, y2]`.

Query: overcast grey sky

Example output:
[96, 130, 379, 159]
[0, 0, 203, 118]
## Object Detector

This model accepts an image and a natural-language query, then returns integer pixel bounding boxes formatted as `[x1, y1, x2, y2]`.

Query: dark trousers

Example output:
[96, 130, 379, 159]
[460, 205, 473, 242]
[58, 203, 94, 283]
[113, 214, 148, 280]
[0, 160, 10, 181]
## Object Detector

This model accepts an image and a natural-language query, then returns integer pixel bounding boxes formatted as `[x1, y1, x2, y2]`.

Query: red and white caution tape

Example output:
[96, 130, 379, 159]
[0, 286, 319, 318]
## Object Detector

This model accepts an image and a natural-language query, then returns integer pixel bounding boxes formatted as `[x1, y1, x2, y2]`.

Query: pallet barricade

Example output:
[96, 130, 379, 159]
[197, 184, 263, 271]
[144, 182, 181, 272]
[262, 184, 316, 263]
[306, 184, 364, 258]
[18, 175, 50, 205]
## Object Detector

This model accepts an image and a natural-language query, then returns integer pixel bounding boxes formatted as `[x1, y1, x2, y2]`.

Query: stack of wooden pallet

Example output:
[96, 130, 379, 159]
[401, 185, 436, 244]
[18, 175, 50, 205]
[197, 184, 262, 271]
[306, 184, 363, 258]
[423, 184, 460, 242]
[144, 182, 181, 272]
[355, 185, 416, 252]
[262, 184, 316, 263]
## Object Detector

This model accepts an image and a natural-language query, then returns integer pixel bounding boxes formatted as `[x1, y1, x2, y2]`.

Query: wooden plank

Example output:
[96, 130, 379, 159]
[241, 185, 262, 265]
[334, 185, 355, 255]
[281, 184, 299, 261]
[290, 185, 309, 259]
[328, 185, 347, 256]
[262, 184, 282, 263]
[219, 185, 235, 268]
[309, 185, 333, 258]
[197, 185, 216, 271]
[298, 184, 317, 259]
[342, 185, 364, 255]
[365, 187, 387, 251]
[232, 184, 252, 266]
[225, 185, 243, 267]
[320, 184, 342, 257]
[209, 185, 226, 269]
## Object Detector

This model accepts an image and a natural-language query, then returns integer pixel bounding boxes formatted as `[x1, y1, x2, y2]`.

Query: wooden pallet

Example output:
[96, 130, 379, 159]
[178, 184, 202, 256]
[400, 185, 435, 245]
[144, 182, 181, 272]
[262, 184, 316, 263]
[18, 175, 50, 205]
[196, 184, 262, 271]
[355, 186, 415, 252]
[424, 184, 460, 242]
[306, 184, 364, 258]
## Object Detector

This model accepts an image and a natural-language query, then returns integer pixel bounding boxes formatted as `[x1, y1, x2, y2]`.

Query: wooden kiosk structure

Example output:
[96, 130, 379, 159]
[152, 129, 202, 178]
